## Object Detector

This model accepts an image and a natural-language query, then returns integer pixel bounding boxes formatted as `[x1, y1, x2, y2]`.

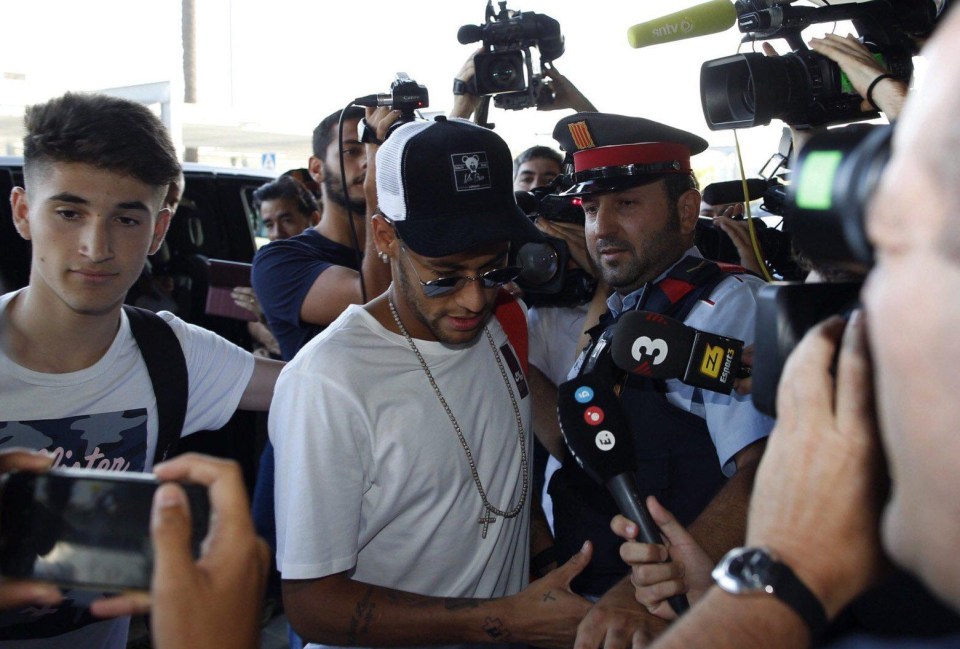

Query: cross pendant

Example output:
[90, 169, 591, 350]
[478, 510, 497, 539]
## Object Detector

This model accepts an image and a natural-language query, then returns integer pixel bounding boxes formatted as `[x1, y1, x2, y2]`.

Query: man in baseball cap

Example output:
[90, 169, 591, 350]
[270, 116, 594, 648]
[544, 112, 773, 645]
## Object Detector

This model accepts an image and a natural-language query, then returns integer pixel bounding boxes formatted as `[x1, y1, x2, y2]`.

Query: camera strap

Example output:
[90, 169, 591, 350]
[123, 305, 188, 468]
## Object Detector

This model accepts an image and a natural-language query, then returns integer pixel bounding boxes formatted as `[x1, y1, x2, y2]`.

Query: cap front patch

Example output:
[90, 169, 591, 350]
[451, 151, 491, 192]
[567, 121, 596, 150]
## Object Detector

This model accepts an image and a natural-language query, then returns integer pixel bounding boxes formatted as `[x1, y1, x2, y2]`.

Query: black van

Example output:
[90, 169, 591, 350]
[0, 158, 277, 486]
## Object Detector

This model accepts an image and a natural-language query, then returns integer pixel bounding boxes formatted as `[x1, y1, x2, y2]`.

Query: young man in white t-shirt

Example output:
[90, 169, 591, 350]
[0, 92, 282, 648]
[271, 117, 594, 649]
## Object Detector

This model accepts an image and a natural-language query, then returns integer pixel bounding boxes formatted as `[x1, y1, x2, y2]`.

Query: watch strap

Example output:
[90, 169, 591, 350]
[770, 559, 828, 641]
[715, 547, 828, 641]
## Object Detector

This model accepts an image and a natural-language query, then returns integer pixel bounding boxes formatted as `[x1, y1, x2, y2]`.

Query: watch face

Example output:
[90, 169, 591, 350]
[714, 547, 777, 594]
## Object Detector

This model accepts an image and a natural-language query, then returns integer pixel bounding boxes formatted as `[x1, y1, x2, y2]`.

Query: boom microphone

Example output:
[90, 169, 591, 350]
[611, 310, 745, 394]
[627, 0, 737, 49]
[702, 178, 771, 206]
[557, 372, 690, 615]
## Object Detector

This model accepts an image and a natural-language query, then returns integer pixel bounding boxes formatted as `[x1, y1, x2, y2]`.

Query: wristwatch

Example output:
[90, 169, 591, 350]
[713, 546, 828, 640]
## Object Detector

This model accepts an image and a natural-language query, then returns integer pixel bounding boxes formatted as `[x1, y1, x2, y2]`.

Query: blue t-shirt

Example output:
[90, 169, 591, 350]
[251, 229, 360, 361]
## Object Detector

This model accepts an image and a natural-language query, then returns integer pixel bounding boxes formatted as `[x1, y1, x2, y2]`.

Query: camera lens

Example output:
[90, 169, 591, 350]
[474, 51, 526, 95]
[516, 241, 560, 287]
[701, 52, 807, 130]
[490, 60, 519, 89]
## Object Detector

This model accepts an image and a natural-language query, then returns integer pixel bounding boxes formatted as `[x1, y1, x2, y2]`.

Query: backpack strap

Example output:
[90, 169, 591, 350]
[493, 289, 528, 375]
[123, 306, 188, 467]
[641, 256, 747, 321]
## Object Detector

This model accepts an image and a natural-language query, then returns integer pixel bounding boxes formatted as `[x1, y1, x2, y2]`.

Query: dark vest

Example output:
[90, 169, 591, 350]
[550, 255, 744, 596]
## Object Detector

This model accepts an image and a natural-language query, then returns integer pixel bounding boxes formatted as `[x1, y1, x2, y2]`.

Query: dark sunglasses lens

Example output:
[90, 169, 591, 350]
[422, 279, 461, 297]
[479, 266, 522, 288]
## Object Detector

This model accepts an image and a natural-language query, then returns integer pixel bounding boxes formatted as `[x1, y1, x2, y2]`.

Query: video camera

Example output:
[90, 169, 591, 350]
[700, 0, 937, 130]
[696, 174, 802, 279]
[752, 123, 890, 415]
[458, 0, 565, 110]
[355, 73, 429, 143]
[513, 183, 598, 308]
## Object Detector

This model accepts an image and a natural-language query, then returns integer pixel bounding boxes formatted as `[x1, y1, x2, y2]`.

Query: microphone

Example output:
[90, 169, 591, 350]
[352, 93, 394, 108]
[457, 24, 484, 45]
[627, 0, 737, 49]
[557, 372, 690, 615]
[702, 178, 770, 206]
[611, 310, 745, 394]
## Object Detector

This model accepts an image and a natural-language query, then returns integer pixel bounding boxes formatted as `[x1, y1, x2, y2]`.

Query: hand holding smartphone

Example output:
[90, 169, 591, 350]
[0, 467, 210, 593]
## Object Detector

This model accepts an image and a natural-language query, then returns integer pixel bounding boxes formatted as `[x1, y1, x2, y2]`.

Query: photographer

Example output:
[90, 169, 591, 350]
[602, 7, 960, 649]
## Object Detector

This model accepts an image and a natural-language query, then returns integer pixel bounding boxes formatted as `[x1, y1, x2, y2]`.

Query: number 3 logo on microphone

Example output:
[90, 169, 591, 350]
[631, 336, 669, 366]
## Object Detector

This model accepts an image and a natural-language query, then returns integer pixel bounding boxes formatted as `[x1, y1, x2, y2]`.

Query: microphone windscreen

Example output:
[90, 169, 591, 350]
[627, 0, 737, 49]
[457, 24, 483, 45]
[557, 373, 635, 485]
[702, 178, 770, 206]
[611, 310, 694, 380]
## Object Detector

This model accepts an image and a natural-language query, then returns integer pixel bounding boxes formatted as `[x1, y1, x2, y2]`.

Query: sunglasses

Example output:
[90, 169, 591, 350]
[398, 244, 521, 298]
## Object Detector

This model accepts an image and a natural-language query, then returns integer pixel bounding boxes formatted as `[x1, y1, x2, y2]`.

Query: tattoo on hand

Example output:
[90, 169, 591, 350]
[482, 617, 512, 642]
[542, 591, 557, 602]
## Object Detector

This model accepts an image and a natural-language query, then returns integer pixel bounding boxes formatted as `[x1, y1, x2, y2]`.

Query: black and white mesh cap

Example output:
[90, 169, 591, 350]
[376, 116, 544, 258]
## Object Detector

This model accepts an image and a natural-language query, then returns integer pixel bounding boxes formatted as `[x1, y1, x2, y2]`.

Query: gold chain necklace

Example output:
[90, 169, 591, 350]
[388, 298, 528, 539]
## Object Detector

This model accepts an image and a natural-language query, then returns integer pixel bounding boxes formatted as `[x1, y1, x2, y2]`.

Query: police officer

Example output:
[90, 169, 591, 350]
[546, 112, 774, 644]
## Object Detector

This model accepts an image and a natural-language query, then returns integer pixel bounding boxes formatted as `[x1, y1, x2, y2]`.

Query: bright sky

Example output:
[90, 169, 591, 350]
[2, 0, 870, 182]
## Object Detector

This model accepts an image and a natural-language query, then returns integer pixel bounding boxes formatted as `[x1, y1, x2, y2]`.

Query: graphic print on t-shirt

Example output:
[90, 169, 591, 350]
[0, 409, 149, 639]
[0, 409, 148, 473]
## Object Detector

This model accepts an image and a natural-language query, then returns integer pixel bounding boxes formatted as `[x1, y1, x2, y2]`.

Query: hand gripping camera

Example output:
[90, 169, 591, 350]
[458, 1, 565, 110]
[700, 0, 937, 130]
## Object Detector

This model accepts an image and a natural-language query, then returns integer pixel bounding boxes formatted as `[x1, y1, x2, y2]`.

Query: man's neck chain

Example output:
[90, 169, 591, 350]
[388, 298, 528, 539]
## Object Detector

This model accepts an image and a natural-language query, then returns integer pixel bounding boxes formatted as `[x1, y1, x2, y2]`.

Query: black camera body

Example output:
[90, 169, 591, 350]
[355, 73, 429, 144]
[700, 0, 936, 130]
[458, 1, 564, 110]
[513, 187, 597, 308]
[752, 123, 891, 415]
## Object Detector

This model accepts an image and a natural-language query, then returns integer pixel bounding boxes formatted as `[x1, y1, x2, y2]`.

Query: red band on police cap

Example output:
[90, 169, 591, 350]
[573, 142, 692, 174]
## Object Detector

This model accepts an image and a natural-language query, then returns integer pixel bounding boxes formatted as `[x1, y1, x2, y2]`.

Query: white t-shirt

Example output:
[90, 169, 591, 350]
[271, 304, 532, 649]
[527, 303, 591, 532]
[0, 289, 255, 649]
[527, 303, 590, 387]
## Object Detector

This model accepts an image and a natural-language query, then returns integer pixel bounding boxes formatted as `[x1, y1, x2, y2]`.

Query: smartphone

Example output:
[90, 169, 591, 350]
[204, 258, 257, 322]
[0, 467, 210, 592]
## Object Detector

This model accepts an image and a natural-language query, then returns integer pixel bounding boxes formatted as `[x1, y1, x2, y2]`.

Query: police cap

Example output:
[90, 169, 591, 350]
[552, 112, 709, 195]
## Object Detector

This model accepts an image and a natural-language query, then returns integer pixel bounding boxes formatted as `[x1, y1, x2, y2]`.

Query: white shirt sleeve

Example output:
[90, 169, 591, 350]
[158, 312, 255, 436]
[670, 275, 774, 475]
[269, 360, 372, 580]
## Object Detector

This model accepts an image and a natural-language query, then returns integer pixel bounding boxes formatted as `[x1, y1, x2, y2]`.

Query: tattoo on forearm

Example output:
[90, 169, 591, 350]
[347, 587, 376, 644]
[444, 598, 481, 611]
[482, 617, 512, 642]
[542, 591, 556, 602]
